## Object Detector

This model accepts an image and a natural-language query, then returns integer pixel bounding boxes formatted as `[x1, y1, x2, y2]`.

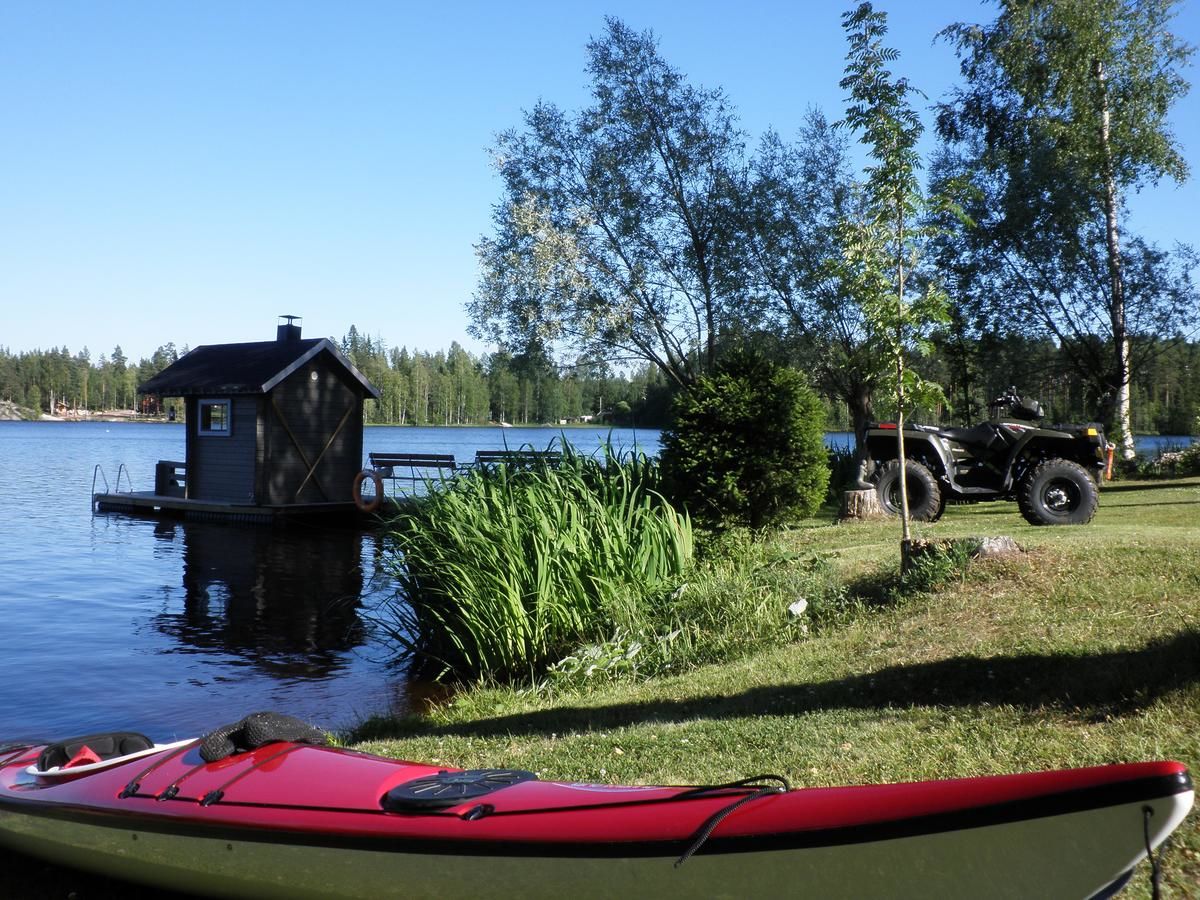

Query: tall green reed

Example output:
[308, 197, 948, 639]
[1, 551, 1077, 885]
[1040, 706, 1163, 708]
[377, 444, 693, 682]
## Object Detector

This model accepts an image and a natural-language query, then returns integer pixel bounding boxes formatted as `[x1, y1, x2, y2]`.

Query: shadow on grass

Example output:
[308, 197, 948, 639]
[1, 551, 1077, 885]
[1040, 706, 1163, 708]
[1107, 499, 1200, 508]
[354, 629, 1200, 741]
[1101, 479, 1200, 494]
[1101, 477, 1200, 507]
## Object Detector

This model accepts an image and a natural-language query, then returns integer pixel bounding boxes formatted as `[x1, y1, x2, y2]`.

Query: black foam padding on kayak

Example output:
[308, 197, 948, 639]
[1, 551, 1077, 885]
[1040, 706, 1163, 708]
[381, 768, 538, 811]
[200, 711, 327, 763]
[36, 732, 154, 772]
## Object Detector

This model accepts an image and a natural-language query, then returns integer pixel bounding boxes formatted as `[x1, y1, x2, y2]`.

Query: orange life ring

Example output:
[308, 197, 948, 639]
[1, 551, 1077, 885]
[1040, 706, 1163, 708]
[352, 469, 384, 513]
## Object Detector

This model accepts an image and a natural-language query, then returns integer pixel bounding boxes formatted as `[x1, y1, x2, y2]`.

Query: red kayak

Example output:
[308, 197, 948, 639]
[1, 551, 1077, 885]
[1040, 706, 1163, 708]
[0, 732, 1192, 899]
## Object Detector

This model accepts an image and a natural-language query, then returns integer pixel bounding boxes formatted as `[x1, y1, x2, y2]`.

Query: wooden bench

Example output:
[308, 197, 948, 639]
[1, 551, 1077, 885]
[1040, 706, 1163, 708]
[473, 449, 561, 469]
[368, 452, 458, 483]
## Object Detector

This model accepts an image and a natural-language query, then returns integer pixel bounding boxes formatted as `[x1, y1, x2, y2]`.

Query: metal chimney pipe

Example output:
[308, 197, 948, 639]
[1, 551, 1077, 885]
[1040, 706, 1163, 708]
[277, 314, 302, 342]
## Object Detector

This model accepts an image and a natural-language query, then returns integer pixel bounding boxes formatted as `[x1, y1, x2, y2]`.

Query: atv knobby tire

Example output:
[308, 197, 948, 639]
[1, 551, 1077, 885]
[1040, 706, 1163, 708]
[1017, 459, 1098, 526]
[874, 459, 944, 522]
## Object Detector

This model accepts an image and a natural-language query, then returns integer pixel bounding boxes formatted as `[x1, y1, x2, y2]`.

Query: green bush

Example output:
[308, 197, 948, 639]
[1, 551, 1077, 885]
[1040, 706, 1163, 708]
[377, 445, 693, 682]
[659, 353, 830, 529]
[895, 539, 975, 598]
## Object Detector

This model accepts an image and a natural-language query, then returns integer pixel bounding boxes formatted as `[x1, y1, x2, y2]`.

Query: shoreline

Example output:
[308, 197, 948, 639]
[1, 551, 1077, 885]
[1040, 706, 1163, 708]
[0, 409, 1195, 446]
[2, 414, 631, 429]
[2, 416, 1193, 443]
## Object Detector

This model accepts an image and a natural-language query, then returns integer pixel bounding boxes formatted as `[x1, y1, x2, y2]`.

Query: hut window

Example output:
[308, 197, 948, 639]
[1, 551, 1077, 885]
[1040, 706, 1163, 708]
[198, 399, 231, 436]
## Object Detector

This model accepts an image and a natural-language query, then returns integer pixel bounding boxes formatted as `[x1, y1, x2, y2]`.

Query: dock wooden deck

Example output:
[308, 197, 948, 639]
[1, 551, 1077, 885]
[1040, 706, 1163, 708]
[94, 447, 563, 525]
[93, 491, 370, 524]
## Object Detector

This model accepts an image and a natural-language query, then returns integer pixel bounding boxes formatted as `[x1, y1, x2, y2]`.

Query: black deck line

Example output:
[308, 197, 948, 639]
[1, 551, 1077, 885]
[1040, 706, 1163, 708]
[0, 771, 1190, 860]
[0, 746, 38, 768]
[118, 741, 201, 799]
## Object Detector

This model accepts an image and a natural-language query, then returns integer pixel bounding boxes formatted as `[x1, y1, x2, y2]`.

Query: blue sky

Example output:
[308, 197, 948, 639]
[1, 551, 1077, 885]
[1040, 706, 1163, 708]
[3, 1, 1198, 362]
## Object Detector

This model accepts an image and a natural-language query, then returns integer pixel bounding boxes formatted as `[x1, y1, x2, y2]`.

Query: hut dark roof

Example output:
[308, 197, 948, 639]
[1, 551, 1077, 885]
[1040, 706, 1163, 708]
[138, 338, 381, 398]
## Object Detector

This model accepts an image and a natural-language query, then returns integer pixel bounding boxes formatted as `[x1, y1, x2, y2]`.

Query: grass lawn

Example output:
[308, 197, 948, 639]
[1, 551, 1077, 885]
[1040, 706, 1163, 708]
[4, 477, 1198, 897]
[352, 476, 1200, 897]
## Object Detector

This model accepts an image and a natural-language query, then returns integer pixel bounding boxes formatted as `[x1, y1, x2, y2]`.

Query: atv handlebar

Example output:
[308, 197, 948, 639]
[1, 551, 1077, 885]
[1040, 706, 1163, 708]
[990, 387, 1044, 422]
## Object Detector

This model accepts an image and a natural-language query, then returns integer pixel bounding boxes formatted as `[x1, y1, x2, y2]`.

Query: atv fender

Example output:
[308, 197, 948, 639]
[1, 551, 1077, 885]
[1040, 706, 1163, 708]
[865, 432, 953, 484]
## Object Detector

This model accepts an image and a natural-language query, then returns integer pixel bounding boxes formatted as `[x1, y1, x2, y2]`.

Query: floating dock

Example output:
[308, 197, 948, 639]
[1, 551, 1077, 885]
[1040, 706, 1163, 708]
[92, 490, 368, 524]
[93, 448, 559, 525]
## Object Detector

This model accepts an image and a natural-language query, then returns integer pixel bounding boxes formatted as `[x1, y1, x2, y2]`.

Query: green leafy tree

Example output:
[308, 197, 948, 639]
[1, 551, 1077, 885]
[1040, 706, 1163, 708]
[659, 351, 829, 529]
[937, 0, 1195, 457]
[108, 345, 133, 410]
[747, 112, 887, 444]
[471, 17, 749, 389]
[73, 347, 91, 410]
[836, 2, 951, 541]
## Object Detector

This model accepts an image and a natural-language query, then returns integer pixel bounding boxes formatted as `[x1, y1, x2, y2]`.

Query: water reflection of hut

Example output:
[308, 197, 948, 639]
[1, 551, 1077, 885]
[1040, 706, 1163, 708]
[118, 316, 380, 521]
[151, 520, 369, 679]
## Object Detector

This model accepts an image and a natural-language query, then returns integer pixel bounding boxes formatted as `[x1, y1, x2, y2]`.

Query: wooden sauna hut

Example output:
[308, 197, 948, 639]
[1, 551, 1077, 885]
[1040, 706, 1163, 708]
[101, 316, 381, 521]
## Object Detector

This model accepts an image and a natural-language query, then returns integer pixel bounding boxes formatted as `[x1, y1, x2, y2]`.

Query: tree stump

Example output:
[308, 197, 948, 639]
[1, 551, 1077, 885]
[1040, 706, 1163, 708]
[900, 536, 1024, 575]
[840, 488, 882, 521]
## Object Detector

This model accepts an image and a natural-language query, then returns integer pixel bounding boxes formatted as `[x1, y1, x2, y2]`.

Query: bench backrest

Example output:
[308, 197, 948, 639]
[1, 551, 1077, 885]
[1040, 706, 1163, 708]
[368, 453, 457, 477]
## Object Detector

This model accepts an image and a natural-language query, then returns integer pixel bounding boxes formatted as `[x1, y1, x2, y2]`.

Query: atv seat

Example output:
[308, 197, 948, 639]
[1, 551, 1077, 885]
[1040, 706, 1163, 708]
[935, 423, 1000, 448]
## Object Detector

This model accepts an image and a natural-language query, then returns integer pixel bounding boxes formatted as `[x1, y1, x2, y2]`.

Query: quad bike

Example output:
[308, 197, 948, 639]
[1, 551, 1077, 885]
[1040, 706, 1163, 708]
[861, 389, 1110, 526]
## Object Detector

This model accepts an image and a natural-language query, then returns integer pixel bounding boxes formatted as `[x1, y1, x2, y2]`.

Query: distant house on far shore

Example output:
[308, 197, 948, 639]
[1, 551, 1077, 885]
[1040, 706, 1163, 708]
[138, 316, 381, 507]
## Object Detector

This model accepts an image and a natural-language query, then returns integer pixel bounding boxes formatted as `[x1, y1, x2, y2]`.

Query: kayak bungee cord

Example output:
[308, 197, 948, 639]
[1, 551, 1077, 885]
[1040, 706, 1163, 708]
[117, 742, 306, 807]
[672, 775, 791, 867]
[0, 743, 41, 768]
[198, 743, 305, 807]
[384, 768, 793, 864]
[116, 712, 324, 802]
[1143, 805, 1162, 900]
[120, 739, 199, 799]
[149, 752, 222, 802]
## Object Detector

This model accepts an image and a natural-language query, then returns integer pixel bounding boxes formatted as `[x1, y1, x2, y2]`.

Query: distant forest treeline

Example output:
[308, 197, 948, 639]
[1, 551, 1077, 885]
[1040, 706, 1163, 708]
[0, 329, 673, 427]
[1, 326, 1198, 434]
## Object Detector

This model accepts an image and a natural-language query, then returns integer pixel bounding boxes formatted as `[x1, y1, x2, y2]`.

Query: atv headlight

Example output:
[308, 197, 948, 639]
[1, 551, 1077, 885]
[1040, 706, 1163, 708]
[1085, 427, 1098, 437]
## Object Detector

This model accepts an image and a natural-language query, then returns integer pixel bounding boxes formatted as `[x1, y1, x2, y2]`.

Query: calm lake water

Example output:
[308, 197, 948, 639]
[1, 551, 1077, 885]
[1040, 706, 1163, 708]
[0, 421, 659, 741]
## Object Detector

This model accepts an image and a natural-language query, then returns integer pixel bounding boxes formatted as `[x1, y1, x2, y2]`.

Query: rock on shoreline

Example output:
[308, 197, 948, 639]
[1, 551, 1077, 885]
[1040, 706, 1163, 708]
[0, 400, 27, 421]
[0, 402, 161, 423]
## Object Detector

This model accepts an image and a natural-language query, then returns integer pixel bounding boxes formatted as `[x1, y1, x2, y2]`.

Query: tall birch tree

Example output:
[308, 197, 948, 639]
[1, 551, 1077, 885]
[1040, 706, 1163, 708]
[938, 0, 1194, 457]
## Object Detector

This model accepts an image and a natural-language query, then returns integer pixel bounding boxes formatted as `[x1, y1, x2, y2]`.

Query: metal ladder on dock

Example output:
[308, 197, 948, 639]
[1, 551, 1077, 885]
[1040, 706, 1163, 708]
[91, 463, 134, 511]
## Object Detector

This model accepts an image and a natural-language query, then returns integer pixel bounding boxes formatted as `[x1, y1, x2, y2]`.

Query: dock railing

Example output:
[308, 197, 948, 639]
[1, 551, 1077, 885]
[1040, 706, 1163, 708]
[365, 453, 458, 499]
[362, 449, 563, 503]
[154, 460, 187, 497]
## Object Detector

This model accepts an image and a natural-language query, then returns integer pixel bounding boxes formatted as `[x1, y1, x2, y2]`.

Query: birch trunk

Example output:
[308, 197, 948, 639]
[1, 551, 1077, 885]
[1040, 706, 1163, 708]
[1094, 59, 1136, 460]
